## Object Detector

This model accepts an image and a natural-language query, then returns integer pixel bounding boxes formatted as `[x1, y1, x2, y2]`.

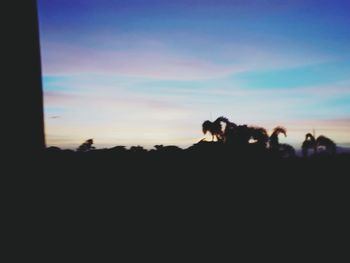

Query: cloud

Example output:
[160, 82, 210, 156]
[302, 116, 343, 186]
[40, 34, 332, 81]
[44, 90, 77, 103]
[41, 42, 248, 80]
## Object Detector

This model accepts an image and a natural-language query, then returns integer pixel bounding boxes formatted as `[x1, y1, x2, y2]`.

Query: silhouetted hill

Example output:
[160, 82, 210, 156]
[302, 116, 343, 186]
[337, 146, 350, 154]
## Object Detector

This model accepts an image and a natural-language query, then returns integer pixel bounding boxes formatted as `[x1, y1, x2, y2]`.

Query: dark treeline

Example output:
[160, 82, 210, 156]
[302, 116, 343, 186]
[34, 116, 349, 248]
[31, 116, 349, 245]
[46, 116, 342, 158]
[13, 118, 348, 255]
[42, 116, 349, 179]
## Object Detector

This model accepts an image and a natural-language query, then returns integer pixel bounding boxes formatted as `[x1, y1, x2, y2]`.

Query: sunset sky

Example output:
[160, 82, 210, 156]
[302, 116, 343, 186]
[38, 0, 350, 149]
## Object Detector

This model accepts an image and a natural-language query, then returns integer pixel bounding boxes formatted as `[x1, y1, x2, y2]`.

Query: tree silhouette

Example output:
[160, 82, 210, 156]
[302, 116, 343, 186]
[225, 124, 249, 147]
[269, 127, 287, 150]
[219, 118, 237, 144]
[77, 139, 95, 152]
[302, 133, 316, 157]
[223, 121, 268, 150]
[249, 126, 269, 148]
[154, 145, 164, 151]
[130, 146, 147, 153]
[204, 117, 269, 150]
[268, 127, 295, 157]
[202, 116, 229, 142]
[302, 133, 336, 157]
[316, 135, 336, 155]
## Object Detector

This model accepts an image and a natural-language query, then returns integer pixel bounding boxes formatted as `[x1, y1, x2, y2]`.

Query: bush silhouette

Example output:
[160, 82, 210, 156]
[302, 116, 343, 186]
[77, 139, 95, 152]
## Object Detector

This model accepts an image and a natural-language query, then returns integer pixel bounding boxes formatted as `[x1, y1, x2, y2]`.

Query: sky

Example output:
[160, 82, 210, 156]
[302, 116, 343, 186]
[38, 0, 350, 149]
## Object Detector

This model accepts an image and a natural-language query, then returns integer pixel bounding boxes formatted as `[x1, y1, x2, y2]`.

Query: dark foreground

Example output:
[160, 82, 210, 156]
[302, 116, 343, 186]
[8, 149, 350, 259]
[25, 148, 350, 196]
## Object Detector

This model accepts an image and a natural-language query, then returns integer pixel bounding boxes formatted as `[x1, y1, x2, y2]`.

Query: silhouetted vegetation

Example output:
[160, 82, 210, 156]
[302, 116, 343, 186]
[38, 120, 350, 250]
[76, 139, 95, 152]
[302, 133, 337, 157]
[42, 116, 348, 176]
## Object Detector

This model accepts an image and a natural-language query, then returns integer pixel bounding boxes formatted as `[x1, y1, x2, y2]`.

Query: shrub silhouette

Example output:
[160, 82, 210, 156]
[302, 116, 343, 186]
[302, 133, 316, 157]
[200, 117, 299, 158]
[269, 127, 287, 150]
[249, 126, 269, 148]
[316, 135, 336, 155]
[269, 127, 295, 158]
[130, 146, 147, 153]
[302, 133, 336, 157]
[77, 139, 95, 152]
[48, 116, 340, 161]
[202, 117, 229, 142]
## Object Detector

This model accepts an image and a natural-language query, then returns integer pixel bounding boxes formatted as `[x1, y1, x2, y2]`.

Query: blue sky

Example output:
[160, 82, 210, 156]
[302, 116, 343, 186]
[38, 0, 350, 149]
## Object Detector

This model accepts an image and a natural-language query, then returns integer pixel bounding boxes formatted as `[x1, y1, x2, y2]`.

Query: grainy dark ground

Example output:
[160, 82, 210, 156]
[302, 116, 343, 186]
[7, 149, 349, 260]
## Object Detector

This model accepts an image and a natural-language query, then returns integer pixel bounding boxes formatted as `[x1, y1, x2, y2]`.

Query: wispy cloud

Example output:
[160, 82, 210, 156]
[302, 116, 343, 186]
[41, 42, 246, 80]
[41, 35, 334, 81]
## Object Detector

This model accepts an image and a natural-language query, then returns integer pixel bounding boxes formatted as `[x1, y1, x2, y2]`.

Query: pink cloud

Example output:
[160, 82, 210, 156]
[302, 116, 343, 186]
[44, 91, 78, 103]
[44, 88, 190, 121]
[41, 42, 247, 80]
